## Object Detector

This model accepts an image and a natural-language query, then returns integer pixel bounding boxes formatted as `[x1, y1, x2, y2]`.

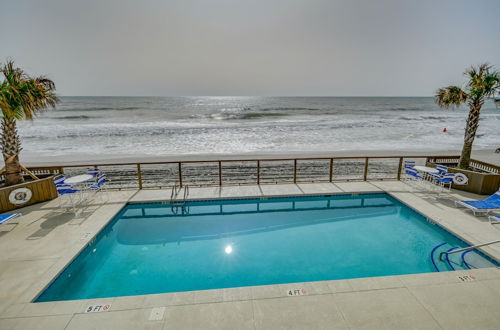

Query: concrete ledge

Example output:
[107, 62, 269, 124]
[1, 182, 500, 329]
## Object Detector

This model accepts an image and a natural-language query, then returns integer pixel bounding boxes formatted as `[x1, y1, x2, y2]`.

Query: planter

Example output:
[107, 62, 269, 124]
[425, 160, 500, 195]
[447, 168, 500, 195]
[0, 176, 58, 212]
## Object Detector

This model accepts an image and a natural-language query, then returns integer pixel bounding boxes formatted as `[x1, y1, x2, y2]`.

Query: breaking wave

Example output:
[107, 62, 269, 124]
[17, 96, 500, 156]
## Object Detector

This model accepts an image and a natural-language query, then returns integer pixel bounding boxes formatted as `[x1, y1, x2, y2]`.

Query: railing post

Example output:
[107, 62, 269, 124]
[329, 158, 333, 182]
[257, 160, 260, 185]
[137, 164, 143, 189]
[218, 161, 222, 186]
[293, 159, 297, 183]
[363, 157, 369, 181]
[397, 157, 403, 181]
[178, 162, 183, 187]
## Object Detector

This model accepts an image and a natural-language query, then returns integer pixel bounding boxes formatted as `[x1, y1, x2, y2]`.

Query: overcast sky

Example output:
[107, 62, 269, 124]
[1, 0, 499, 96]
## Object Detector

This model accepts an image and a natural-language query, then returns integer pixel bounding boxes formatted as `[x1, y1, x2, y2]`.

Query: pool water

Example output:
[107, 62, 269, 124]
[36, 193, 495, 302]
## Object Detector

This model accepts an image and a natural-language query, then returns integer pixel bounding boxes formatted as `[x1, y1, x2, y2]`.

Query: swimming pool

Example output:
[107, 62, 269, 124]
[36, 193, 497, 302]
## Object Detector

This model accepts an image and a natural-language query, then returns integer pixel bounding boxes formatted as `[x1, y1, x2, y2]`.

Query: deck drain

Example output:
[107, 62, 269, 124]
[149, 307, 166, 321]
[80, 232, 93, 241]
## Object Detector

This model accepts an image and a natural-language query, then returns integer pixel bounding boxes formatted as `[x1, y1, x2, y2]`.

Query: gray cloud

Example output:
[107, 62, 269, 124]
[1, 0, 499, 96]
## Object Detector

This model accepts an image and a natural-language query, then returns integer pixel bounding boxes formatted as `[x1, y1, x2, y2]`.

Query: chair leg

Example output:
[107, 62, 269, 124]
[96, 189, 104, 202]
[103, 188, 109, 202]
[58, 194, 71, 211]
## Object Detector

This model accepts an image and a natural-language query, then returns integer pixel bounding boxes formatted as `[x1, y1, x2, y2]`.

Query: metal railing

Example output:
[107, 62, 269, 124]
[439, 239, 500, 260]
[170, 184, 180, 202]
[3, 155, 499, 190]
[427, 156, 500, 174]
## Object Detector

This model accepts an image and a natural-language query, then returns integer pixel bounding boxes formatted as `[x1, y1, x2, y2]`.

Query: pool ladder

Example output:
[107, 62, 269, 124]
[170, 184, 189, 215]
[169, 184, 180, 202]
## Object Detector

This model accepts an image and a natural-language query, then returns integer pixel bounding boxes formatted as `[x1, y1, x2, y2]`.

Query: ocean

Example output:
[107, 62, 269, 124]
[18, 96, 500, 158]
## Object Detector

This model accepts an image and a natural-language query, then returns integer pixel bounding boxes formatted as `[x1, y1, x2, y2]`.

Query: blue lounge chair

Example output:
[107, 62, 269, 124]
[55, 184, 79, 195]
[455, 191, 500, 215]
[53, 175, 66, 186]
[89, 174, 107, 201]
[489, 215, 500, 224]
[404, 168, 422, 180]
[53, 176, 81, 211]
[90, 174, 107, 190]
[405, 167, 422, 183]
[403, 168, 424, 190]
[0, 213, 21, 225]
[404, 160, 415, 169]
[435, 165, 448, 174]
[435, 173, 455, 191]
[53, 176, 79, 195]
[87, 168, 100, 177]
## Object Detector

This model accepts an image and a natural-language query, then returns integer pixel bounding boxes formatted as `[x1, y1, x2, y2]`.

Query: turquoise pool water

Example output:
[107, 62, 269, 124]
[36, 193, 494, 302]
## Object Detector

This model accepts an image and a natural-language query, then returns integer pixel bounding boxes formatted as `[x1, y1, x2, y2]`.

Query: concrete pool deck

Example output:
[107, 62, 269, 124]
[0, 181, 499, 329]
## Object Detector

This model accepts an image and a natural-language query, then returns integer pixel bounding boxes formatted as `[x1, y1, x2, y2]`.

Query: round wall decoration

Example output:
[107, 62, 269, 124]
[8, 187, 33, 205]
[453, 173, 469, 185]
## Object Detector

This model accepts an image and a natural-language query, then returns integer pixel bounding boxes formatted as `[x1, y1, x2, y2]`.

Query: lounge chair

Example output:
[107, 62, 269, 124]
[53, 176, 81, 211]
[489, 215, 500, 224]
[435, 165, 448, 174]
[53, 175, 79, 195]
[90, 174, 107, 189]
[87, 168, 101, 177]
[89, 174, 107, 200]
[404, 168, 422, 181]
[455, 191, 500, 215]
[430, 165, 448, 181]
[435, 173, 455, 191]
[0, 213, 21, 225]
[403, 160, 415, 169]
[53, 175, 66, 186]
[402, 168, 425, 191]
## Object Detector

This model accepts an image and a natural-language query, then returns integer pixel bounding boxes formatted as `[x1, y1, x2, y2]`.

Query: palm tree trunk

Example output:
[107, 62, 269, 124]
[458, 101, 482, 169]
[1, 118, 23, 185]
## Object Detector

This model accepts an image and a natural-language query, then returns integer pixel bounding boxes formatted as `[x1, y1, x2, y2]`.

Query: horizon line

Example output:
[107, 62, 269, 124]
[59, 95, 436, 98]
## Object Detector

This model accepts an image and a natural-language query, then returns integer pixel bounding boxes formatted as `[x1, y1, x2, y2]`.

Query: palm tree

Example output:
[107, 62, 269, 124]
[0, 60, 59, 186]
[435, 63, 500, 169]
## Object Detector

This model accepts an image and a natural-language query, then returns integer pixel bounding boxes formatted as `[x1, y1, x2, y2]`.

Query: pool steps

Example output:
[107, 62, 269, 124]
[430, 242, 497, 272]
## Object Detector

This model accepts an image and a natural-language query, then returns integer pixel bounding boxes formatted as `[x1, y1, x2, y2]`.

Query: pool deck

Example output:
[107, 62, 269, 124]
[1, 181, 500, 329]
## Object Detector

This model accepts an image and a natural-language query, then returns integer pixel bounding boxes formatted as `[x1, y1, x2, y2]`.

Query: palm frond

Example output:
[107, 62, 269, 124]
[465, 63, 500, 100]
[0, 60, 59, 120]
[435, 86, 467, 108]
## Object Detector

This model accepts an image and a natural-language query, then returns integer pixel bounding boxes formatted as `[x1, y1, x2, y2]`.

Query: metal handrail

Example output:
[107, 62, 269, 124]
[180, 185, 190, 214]
[169, 185, 190, 214]
[439, 239, 500, 260]
[170, 183, 179, 202]
[183, 185, 189, 202]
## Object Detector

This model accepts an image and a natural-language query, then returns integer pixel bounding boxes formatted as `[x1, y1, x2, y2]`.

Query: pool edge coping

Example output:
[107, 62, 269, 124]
[22, 187, 500, 309]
